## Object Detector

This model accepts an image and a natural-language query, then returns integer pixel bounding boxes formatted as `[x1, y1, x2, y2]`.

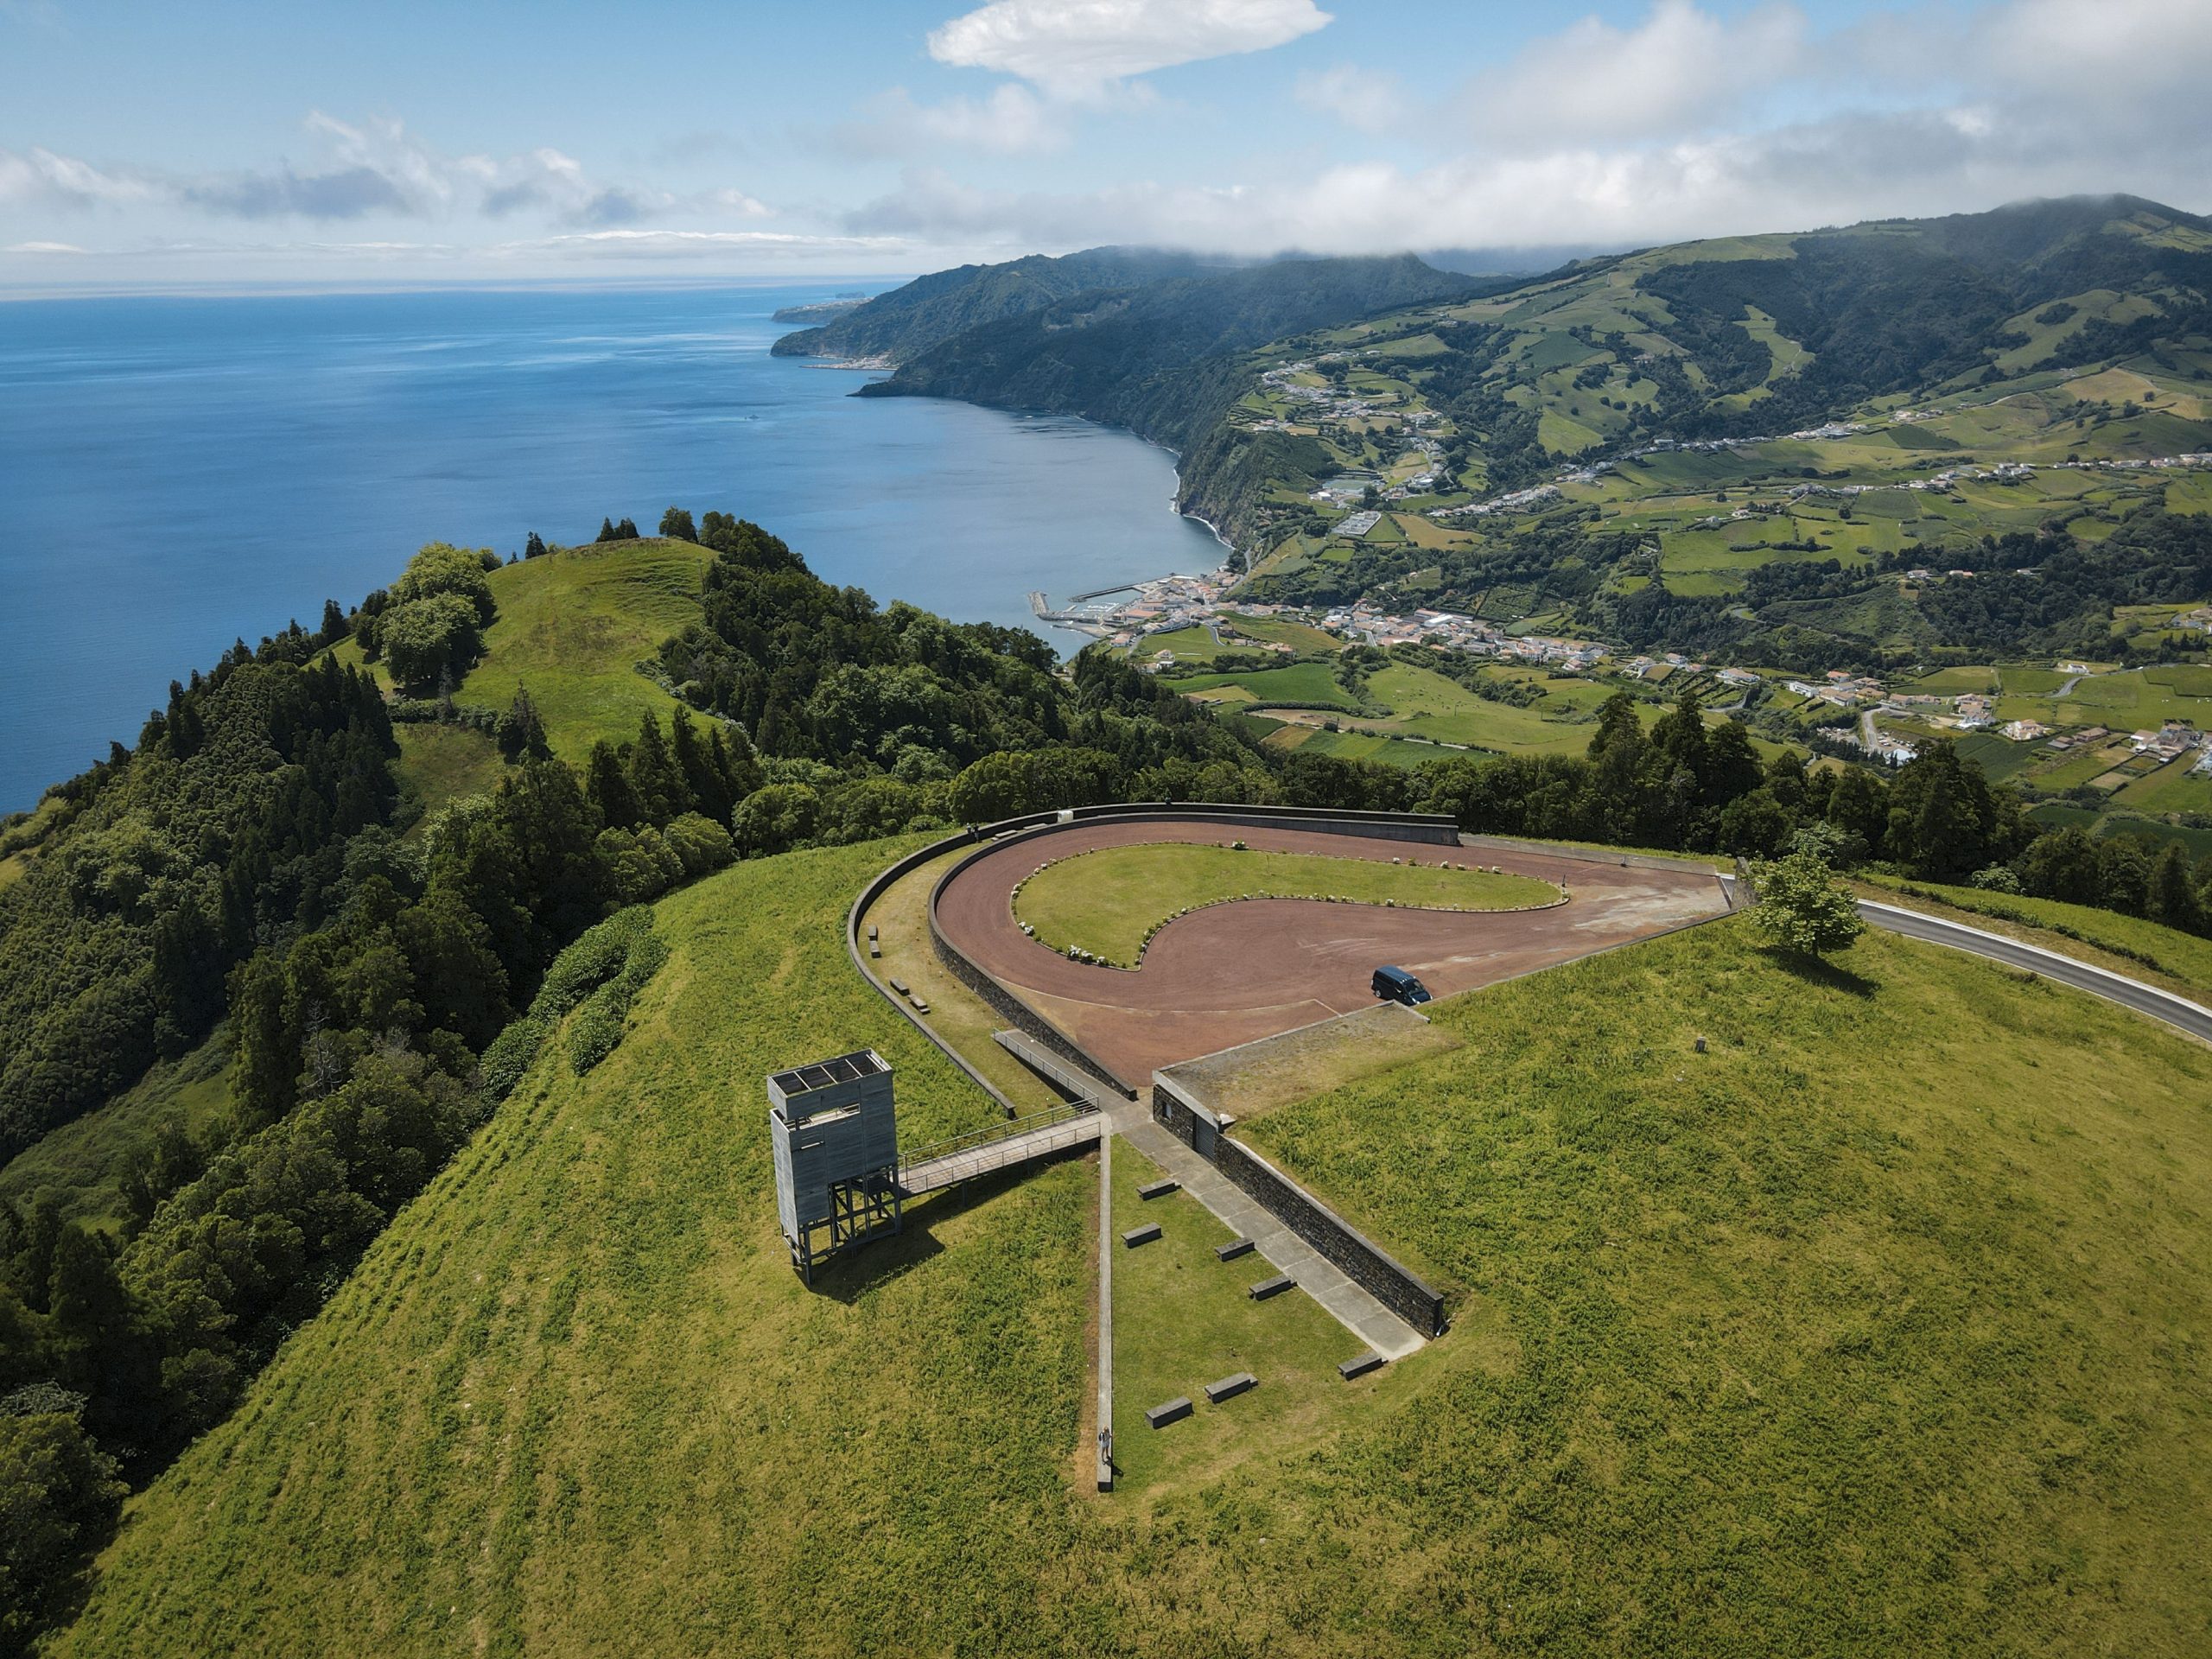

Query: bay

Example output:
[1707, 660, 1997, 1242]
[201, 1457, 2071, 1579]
[0, 283, 1223, 813]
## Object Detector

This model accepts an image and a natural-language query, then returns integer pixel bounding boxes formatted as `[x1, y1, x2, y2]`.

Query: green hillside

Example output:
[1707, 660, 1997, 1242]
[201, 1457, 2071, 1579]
[339, 537, 714, 801]
[54, 843, 2212, 1656]
[771, 245, 1217, 364]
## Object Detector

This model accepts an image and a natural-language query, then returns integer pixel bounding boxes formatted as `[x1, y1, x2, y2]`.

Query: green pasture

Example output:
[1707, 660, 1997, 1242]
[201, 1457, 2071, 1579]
[458, 539, 714, 763]
[1169, 660, 1357, 708]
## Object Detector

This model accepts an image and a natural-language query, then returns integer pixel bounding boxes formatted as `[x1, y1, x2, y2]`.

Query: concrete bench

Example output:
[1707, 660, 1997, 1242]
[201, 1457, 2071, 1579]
[1137, 1179, 1179, 1201]
[1214, 1238, 1255, 1262]
[909, 997, 930, 1014]
[887, 977, 910, 996]
[1204, 1372, 1257, 1404]
[1338, 1351, 1386, 1381]
[867, 924, 878, 942]
[1145, 1396, 1192, 1429]
[1122, 1224, 1162, 1249]
[1249, 1274, 1294, 1301]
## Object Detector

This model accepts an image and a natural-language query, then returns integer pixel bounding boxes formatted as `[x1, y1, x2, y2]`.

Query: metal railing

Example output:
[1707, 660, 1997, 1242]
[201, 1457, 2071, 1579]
[894, 1099, 1096, 1187]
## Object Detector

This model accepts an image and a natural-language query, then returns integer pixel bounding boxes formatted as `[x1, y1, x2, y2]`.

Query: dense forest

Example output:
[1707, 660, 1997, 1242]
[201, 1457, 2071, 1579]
[8, 508, 2212, 1642]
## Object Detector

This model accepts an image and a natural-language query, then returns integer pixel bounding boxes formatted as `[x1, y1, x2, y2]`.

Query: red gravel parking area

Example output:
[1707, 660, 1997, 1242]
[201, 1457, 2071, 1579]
[933, 819, 1731, 1089]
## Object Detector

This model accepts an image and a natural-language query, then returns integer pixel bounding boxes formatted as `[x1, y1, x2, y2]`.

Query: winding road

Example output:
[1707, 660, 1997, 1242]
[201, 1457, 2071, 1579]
[1854, 898, 2212, 1045]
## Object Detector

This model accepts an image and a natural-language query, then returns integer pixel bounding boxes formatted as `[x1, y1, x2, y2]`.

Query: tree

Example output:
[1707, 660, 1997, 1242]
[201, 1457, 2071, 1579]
[318, 598, 351, 645]
[584, 741, 641, 830]
[624, 713, 690, 826]
[596, 518, 620, 543]
[496, 687, 550, 763]
[613, 517, 639, 540]
[1749, 851, 1865, 959]
[2148, 842, 2205, 934]
[524, 531, 548, 559]
[658, 507, 698, 543]
[376, 593, 483, 694]
[0, 1401, 125, 1646]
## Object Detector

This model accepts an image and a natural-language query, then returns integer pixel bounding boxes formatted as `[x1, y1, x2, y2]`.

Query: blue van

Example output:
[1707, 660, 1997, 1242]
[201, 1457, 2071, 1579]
[1371, 965, 1431, 1006]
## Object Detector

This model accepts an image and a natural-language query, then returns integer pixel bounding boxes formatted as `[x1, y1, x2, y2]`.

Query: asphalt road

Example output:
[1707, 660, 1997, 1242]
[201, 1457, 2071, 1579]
[1859, 898, 2212, 1045]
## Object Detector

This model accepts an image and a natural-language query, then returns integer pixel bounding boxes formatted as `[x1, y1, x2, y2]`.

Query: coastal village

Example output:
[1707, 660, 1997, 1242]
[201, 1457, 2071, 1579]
[1035, 563, 2212, 777]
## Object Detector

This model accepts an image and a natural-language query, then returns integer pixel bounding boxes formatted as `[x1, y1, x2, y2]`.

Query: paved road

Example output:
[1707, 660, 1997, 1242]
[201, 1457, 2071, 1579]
[1859, 897, 2212, 1045]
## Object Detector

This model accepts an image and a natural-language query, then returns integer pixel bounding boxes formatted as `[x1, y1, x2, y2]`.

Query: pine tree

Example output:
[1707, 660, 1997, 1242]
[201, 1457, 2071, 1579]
[524, 531, 548, 558]
[585, 740, 642, 830]
[319, 598, 350, 644]
[2148, 842, 2204, 934]
[497, 687, 550, 763]
[625, 712, 690, 826]
[596, 517, 620, 543]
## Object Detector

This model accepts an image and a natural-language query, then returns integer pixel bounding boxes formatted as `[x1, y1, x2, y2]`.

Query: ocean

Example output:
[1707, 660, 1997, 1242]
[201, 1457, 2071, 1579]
[0, 283, 1225, 813]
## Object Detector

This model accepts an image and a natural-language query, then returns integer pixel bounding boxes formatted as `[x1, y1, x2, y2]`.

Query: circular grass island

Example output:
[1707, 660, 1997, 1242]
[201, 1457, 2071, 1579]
[1012, 841, 1561, 968]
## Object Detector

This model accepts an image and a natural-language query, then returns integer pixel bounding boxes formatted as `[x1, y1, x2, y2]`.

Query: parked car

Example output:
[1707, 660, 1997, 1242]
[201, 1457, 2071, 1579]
[1371, 964, 1431, 1006]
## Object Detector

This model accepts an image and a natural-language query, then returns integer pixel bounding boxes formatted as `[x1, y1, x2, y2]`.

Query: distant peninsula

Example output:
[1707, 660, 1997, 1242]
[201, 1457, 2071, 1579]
[769, 297, 867, 324]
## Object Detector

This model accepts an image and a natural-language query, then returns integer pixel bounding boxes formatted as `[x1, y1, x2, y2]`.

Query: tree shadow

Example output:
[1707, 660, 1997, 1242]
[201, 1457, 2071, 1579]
[1764, 945, 1878, 999]
[801, 1152, 1086, 1304]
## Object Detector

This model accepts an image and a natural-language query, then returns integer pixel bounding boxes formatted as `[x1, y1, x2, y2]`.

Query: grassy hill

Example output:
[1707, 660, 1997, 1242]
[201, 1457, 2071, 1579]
[53, 838, 2212, 1656]
[340, 537, 715, 813]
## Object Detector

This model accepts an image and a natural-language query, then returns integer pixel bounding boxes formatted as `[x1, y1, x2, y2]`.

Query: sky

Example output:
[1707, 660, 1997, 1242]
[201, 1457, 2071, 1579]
[3, 0, 2209, 289]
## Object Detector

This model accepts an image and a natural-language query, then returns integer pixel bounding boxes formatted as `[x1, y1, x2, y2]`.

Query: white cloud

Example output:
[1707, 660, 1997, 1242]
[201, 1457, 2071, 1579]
[2, 116, 774, 230]
[1975, 0, 2212, 95]
[837, 84, 1070, 156]
[1462, 1, 1808, 149]
[528, 228, 908, 261]
[1293, 63, 1402, 134]
[0, 146, 158, 208]
[927, 0, 1332, 94]
[3, 239, 86, 253]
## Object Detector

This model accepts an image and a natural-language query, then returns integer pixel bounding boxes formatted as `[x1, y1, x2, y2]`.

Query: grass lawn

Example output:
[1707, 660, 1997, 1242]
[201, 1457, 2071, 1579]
[458, 538, 715, 763]
[864, 844, 1066, 1117]
[1014, 842, 1557, 965]
[1109, 1145, 1364, 1494]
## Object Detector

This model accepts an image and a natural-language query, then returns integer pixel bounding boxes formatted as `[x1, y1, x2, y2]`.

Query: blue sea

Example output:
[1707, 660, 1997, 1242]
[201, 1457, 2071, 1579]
[0, 284, 1224, 813]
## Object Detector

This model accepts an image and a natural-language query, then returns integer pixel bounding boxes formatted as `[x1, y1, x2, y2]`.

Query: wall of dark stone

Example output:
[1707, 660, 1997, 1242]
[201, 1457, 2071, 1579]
[1149, 1075, 1445, 1338]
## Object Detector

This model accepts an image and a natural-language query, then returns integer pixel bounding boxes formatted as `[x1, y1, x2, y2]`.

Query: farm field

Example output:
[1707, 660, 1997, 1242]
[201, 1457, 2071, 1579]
[1014, 842, 1556, 964]
[1169, 659, 1355, 708]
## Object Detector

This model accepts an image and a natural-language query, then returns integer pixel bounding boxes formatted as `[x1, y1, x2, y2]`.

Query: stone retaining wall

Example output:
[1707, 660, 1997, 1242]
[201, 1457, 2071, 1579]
[1150, 1073, 1446, 1338]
